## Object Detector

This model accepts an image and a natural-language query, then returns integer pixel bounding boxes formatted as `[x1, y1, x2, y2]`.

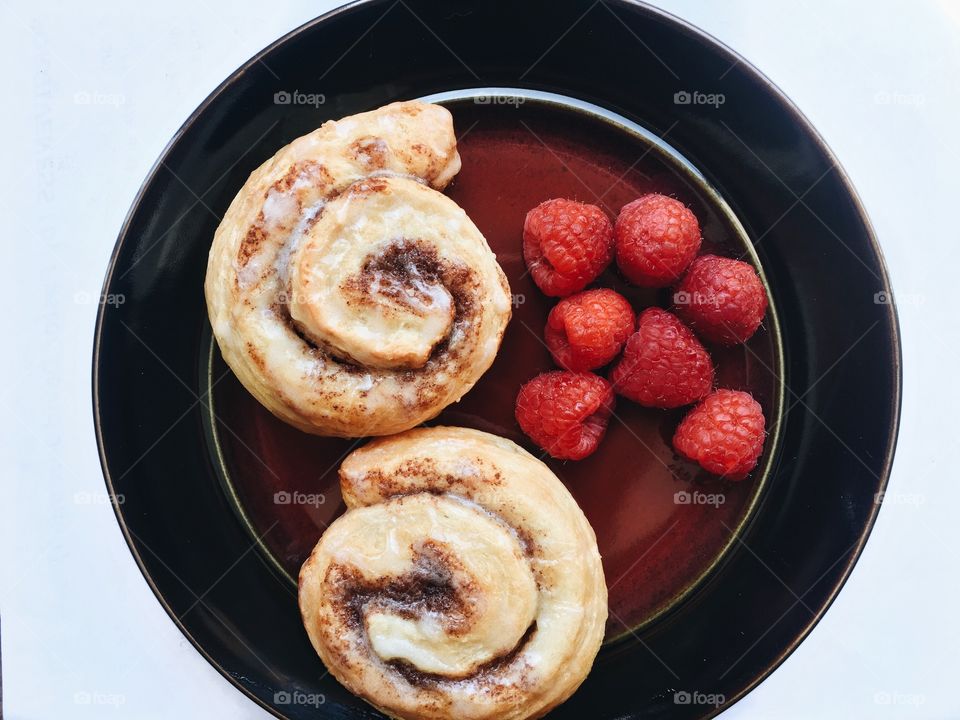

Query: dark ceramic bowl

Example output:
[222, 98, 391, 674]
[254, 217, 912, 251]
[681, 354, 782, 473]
[93, 2, 901, 718]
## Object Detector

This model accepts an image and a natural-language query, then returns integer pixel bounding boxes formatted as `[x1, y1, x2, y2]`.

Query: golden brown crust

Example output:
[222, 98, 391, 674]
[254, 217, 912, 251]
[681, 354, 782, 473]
[299, 427, 608, 720]
[205, 102, 511, 437]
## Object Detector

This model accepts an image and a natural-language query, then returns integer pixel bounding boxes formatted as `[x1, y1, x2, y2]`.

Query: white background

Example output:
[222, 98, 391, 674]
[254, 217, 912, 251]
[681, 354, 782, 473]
[0, 0, 955, 717]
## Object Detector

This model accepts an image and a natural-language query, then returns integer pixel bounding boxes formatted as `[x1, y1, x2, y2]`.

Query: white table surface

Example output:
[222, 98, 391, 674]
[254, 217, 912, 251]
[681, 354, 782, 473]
[1, 0, 955, 717]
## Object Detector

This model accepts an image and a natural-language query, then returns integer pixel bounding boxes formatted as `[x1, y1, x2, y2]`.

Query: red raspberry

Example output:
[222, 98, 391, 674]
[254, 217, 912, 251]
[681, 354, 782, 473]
[672, 389, 766, 480]
[515, 371, 615, 460]
[674, 254, 767, 345]
[609, 308, 713, 408]
[545, 289, 635, 371]
[614, 194, 701, 287]
[523, 199, 614, 297]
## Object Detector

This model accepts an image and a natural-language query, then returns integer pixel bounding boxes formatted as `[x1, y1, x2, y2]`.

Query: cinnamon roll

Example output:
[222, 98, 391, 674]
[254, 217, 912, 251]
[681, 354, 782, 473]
[205, 102, 511, 437]
[299, 426, 608, 720]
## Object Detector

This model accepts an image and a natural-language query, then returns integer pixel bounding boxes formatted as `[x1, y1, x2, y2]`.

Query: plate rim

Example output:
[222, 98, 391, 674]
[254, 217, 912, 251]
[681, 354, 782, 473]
[91, 1, 903, 718]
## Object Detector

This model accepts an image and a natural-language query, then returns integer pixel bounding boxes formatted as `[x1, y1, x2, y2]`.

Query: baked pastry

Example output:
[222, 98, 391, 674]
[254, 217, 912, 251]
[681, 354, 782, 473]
[299, 426, 608, 720]
[205, 102, 511, 437]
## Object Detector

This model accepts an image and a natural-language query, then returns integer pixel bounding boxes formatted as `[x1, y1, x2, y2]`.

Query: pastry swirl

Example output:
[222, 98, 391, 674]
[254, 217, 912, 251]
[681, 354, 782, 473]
[299, 426, 608, 720]
[205, 102, 511, 437]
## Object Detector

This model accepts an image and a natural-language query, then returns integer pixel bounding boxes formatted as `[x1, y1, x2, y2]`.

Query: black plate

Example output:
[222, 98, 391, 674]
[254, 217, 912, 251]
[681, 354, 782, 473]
[93, 2, 901, 718]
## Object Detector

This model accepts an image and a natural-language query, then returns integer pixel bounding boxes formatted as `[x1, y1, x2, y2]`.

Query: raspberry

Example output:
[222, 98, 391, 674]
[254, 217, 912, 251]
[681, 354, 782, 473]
[545, 289, 635, 371]
[609, 308, 713, 408]
[672, 389, 766, 480]
[515, 371, 615, 460]
[523, 198, 614, 297]
[674, 255, 767, 345]
[614, 194, 701, 287]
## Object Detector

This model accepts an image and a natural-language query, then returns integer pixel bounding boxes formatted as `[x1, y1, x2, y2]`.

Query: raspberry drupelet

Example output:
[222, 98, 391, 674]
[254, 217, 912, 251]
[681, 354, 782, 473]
[614, 193, 701, 287]
[523, 198, 614, 297]
[609, 308, 714, 408]
[545, 288, 635, 371]
[672, 389, 766, 480]
[515, 371, 615, 460]
[674, 254, 767, 345]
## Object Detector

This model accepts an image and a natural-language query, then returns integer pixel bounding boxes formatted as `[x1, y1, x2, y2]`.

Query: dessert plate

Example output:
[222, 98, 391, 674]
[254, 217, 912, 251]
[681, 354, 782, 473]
[93, 2, 901, 718]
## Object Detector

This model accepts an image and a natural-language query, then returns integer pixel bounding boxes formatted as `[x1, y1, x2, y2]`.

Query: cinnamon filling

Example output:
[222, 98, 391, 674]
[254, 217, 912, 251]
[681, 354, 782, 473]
[325, 540, 537, 684]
